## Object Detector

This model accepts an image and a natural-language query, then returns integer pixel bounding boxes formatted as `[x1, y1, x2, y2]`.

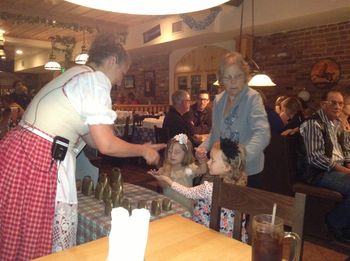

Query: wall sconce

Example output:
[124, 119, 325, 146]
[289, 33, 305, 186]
[44, 37, 61, 71]
[75, 30, 89, 65]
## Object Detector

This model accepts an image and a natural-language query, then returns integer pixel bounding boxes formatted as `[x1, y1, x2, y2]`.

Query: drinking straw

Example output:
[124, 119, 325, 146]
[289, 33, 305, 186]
[271, 203, 277, 224]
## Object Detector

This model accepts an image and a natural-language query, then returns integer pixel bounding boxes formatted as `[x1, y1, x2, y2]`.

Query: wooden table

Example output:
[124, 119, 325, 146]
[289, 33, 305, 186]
[77, 183, 189, 244]
[35, 215, 251, 260]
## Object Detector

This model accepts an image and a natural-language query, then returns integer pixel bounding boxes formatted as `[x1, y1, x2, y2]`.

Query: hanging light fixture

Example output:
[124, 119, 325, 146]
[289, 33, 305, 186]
[0, 29, 6, 60]
[44, 37, 61, 71]
[75, 30, 89, 65]
[246, 0, 275, 87]
[65, 0, 230, 15]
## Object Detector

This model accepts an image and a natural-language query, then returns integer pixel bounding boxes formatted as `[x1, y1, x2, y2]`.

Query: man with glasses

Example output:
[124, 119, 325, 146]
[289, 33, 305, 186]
[300, 90, 350, 243]
[163, 90, 194, 143]
[184, 90, 212, 138]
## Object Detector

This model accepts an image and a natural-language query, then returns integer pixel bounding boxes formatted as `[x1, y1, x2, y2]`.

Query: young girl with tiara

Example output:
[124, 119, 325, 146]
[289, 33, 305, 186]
[150, 137, 247, 239]
[148, 133, 207, 211]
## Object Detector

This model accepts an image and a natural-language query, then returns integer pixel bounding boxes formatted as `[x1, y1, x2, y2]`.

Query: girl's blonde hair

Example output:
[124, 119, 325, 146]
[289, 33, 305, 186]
[212, 141, 246, 184]
[162, 136, 195, 174]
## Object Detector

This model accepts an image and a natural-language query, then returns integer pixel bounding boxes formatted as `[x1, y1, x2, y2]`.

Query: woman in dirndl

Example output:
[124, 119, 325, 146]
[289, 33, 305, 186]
[0, 33, 164, 261]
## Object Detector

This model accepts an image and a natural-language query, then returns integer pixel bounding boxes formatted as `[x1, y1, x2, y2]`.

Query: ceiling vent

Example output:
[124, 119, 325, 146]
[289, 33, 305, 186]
[172, 21, 183, 33]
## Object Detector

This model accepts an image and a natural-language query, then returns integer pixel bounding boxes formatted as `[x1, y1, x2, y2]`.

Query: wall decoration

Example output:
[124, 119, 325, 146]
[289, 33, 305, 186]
[124, 75, 135, 89]
[0, 11, 97, 33]
[0, 12, 128, 44]
[180, 6, 222, 31]
[177, 76, 188, 90]
[51, 35, 76, 67]
[143, 24, 161, 44]
[144, 71, 155, 97]
[310, 58, 341, 88]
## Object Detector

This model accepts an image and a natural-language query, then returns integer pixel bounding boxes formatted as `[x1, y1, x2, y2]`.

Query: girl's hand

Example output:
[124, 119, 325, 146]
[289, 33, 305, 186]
[148, 169, 173, 186]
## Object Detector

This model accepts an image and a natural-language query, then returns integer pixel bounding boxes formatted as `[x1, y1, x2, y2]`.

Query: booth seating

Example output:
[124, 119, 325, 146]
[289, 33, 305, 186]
[260, 135, 343, 240]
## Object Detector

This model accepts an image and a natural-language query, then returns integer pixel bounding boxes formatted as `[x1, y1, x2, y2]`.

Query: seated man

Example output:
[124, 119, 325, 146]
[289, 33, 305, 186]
[184, 90, 212, 139]
[300, 90, 350, 243]
[163, 90, 194, 143]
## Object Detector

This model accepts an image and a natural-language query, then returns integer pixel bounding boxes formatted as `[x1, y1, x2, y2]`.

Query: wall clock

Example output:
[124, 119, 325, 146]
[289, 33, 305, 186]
[310, 58, 341, 88]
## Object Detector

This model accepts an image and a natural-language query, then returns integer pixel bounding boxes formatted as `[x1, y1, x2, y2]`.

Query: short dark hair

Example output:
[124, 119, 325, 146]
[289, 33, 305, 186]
[199, 90, 209, 96]
[88, 33, 130, 66]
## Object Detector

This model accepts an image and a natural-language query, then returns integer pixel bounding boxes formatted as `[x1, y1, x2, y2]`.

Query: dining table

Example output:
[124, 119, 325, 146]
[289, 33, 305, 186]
[34, 214, 251, 260]
[77, 183, 190, 244]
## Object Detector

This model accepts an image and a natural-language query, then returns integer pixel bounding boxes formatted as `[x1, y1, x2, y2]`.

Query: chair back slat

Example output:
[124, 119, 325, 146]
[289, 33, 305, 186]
[122, 116, 131, 141]
[154, 126, 169, 144]
[233, 211, 243, 241]
[210, 176, 306, 245]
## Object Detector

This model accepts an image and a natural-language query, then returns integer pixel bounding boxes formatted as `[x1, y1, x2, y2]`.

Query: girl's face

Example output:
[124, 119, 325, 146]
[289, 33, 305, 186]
[207, 148, 230, 175]
[167, 142, 185, 167]
[221, 65, 246, 97]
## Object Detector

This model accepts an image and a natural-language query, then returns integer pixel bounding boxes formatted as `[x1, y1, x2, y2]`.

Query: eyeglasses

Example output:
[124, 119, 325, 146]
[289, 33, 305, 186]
[199, 98, 209, 101]
[325, 100, 344, 107]
[222, 74, 245, 82]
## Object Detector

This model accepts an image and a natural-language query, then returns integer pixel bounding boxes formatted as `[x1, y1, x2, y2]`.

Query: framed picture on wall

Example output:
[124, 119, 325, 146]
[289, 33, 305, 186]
[144, 71, 155, 97]
[124, 75, 135, 89]
[178, 76, 188, 90]
[310, 58, 341, 88]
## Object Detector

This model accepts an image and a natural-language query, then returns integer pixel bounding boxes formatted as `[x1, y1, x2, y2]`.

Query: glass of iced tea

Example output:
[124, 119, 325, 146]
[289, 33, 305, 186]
[252, 214, 301, 261]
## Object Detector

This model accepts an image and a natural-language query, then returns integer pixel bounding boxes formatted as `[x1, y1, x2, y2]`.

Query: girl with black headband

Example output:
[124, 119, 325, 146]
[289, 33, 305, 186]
[150, 138, 247, 240]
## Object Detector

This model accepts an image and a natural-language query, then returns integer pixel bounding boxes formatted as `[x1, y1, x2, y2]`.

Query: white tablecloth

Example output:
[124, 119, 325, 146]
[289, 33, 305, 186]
[142, 116, 164, 129]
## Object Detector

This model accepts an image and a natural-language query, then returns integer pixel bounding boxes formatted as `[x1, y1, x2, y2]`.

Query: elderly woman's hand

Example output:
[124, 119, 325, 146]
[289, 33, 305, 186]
[195, 146, 208, 163]
[142, 143, 166, 165]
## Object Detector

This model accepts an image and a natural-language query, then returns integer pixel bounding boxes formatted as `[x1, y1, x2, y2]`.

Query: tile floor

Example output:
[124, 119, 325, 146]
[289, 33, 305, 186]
[102, 161, 350, 260]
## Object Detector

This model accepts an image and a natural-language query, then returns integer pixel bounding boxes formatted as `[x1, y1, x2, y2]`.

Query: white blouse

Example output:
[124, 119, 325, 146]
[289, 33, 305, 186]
[64, 70, 117, 125]
[56, 69, 116, 204]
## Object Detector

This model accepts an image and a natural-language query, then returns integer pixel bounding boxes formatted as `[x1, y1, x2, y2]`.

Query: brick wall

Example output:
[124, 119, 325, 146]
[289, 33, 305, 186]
[114, 53, 169, 104]
[254, 20, 350, 107]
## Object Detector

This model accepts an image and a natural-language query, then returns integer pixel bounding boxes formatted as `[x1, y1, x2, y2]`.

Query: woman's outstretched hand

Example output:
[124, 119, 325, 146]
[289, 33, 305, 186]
[142, 143, 166, 166]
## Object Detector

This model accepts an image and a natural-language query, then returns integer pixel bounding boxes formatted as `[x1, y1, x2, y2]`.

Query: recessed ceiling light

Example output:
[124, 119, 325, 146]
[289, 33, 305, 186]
[16, 50, 23, 55]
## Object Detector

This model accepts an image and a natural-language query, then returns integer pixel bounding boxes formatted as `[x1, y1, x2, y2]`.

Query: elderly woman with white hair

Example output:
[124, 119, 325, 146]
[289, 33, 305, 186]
[197, 52, 270, 188]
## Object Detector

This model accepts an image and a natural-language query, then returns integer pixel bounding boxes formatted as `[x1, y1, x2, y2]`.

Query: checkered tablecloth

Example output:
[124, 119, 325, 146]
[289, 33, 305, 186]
[113, 125, 155, 144]
[77, 183, 190, 244]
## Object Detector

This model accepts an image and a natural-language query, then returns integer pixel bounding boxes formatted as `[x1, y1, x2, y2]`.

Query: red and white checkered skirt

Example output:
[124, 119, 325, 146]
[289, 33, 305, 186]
[0, 128, 58, 261]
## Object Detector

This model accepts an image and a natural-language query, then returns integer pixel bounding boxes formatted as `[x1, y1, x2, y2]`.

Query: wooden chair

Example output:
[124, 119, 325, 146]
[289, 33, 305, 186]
[83, 145, 104, 169]
[0, 108, 11, 139]
[261, 135, 344, 240]
[209, 177, 306, 257]
[154, 125, 169, 144]
[121, 116, 131, 142]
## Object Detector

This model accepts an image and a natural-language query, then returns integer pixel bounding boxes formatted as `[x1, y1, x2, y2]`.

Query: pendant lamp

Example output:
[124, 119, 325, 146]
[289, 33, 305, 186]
[65, 0, 230, 15]
[75, 30, 89, 65]
[44, 37, 61, 71]
[246, 0, 275, 87]
[0, 30, 6, 60]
